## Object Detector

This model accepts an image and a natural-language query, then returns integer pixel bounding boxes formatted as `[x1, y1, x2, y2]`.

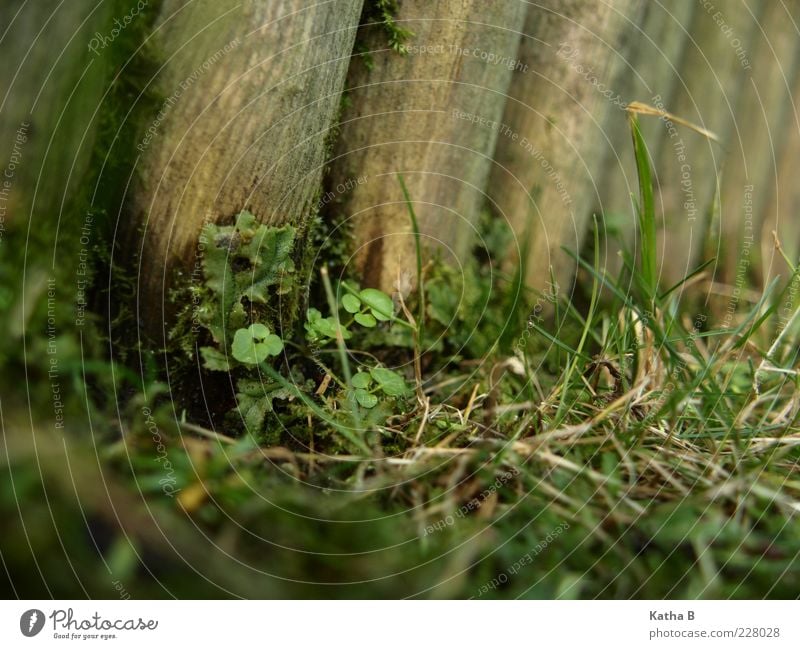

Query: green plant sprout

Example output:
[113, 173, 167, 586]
[231, 323, 283, 365]
[187, 215, 417, 449]
[350, 367, 411, 409]
[189, 210, 295, 371]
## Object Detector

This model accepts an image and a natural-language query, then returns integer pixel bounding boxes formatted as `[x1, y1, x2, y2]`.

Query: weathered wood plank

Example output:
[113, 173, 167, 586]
[0, 0, 117, 235]
[594, 0, 696, 277]
[131, 0, 364, 323]
[488, 0, 642, 294]
[652, 0, 764, 287]
[329, 0, 528, 292]
[758, 70, 800, 288]
[716, 0, 800, 287]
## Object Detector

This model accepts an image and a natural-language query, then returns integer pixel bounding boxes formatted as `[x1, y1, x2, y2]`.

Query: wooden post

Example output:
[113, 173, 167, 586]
[716, 1, 800, 287]
[0, 1, 117, 239]
[594, 0, 696, 277]
[130, 0, 364, 331]
[758, 72, 800, 288]
[488, 0, 642, 295]
[329, 0, 529, 292]
[651, 0, 764, 287]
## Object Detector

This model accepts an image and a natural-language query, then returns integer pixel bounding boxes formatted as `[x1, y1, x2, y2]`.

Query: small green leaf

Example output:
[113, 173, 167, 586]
[262, 333, 284, 356]
[370, 367, 409, 396]
[359, 288, 394, 321]
[235, 378, 292, 442]
[237, 392, 271, 434]
[354, 312, 377, 328]
[305, 308, 352, 342]
[232, 327, 266, 364]
[313, 317, 337, 339]
[200, 346, 231, 372]
[351, 372, 372, 389]
[342, 294, 361, 314]
[248, 323, 270, 339]
[354, 388, 378, 409]
[231, 324, 282, 364]
[337, 322, 353, 340]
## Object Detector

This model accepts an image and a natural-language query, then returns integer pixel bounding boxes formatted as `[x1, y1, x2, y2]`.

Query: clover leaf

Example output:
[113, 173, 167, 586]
[354, 312, 377, 328]
[231, 323, 283, 365]
[305, 308, 351, 343]
[370, 367, 410, 396]
[342, 294, 361, 314]
[359, 288, 394, 321]
[351, 372, 372, 389]
[354, 388, 378, 409]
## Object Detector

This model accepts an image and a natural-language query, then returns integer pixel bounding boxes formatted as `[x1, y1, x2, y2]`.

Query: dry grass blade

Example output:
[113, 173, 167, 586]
[626, 100, 721, 142]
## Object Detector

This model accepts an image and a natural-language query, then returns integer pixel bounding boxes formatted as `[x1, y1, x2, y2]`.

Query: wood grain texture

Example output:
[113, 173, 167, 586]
[131, 0, 363, 322]
[758, 70, 800, 289]
[594, 0, 696, 278]
[651, 0, 764, 287]
[329, 0, 528, 292]
[488, 0, 642, 295]
[715, 0, 800, 286]
[0, 1, 115, 234]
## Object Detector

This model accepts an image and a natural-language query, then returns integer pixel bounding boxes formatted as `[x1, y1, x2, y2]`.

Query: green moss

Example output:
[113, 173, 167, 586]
[355, 0, 415, 69]
[93, 0, 165, 355]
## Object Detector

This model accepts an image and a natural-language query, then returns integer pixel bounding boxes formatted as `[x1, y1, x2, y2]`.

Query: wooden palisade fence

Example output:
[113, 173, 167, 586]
[2, 0, 798, 343]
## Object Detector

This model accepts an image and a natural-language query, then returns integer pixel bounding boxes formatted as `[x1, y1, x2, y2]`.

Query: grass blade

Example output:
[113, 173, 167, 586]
[629, 113, 657, 303]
